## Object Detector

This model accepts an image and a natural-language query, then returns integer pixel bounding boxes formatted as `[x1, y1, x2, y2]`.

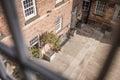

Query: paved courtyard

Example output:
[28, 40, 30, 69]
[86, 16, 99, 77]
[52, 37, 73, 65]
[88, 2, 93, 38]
[38, 26, 120, 80]
[38, 33, 105, 79]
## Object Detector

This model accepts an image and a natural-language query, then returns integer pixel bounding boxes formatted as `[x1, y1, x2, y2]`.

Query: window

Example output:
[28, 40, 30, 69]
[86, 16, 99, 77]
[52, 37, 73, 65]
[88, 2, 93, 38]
[56, 17, 62, 33]
[21, 0, 37, 21]
[118, 10, 120, 18]
[95, 1, 106, 16]
[82, 0, 90, 11]
[113, 5, 120, 20]
[56, 0, 63, 4]
[30, 35, 39, 46]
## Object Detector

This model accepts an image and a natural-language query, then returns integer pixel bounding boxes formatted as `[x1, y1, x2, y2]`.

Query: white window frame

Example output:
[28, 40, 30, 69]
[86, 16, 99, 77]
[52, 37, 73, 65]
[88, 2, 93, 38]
[56, 17, 62, 33]
[29, 35, 39, 46]
[95, 1, 105, 16]
[82, 0, 90, 11]
[56, 0, 63, 4]
[113, 5, 120, 20]
[21, 0, 37, 21]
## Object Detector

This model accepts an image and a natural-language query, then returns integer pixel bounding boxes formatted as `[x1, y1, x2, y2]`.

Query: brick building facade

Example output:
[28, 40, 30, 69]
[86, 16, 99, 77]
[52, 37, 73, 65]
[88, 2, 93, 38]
[0, 0, 73, 47]
[0, 0, 74, 79]
[73, 0, 120, 27]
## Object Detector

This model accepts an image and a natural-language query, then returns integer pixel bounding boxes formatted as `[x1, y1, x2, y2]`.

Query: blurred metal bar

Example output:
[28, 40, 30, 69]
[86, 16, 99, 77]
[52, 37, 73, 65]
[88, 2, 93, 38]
[97, 24, 120, 80]
[0, 42, 68, 80]
[0, 0, 32, 79]
[0, 43, 16, 59]
[0, 0, 119, 79]
[0, 55, 15, 80]
[26, 59, 68, 80]
[0, 0, 68, 79]
[0, 0, 28, 63]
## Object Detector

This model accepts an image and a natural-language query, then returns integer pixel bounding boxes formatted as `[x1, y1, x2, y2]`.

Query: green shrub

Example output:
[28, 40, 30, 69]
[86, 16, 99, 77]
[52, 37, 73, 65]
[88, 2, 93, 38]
[40, 32, 60, 51]
[28, 46, 42, 58]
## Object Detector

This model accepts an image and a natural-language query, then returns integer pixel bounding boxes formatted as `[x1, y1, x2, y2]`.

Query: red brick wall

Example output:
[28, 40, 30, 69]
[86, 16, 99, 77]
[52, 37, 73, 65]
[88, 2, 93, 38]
[22, 0, 73, 46]
[89, 1, 115, 25]
[73, 0, 119, 26]
[0, 7, 10, 36]
[0, 0, 73, 46]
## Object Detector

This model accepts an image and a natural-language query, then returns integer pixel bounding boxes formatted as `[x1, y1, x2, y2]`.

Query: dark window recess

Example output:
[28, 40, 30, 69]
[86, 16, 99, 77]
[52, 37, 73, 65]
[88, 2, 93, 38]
[82, 0, 90, 11]
[118, 10, 120, 17]
[30, 36, 39, 46]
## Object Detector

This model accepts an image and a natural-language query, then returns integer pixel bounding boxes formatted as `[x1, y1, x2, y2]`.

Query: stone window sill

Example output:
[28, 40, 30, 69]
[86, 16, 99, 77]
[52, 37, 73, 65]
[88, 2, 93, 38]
[55, 0, 64, 7]
[25, 15, 40, 25]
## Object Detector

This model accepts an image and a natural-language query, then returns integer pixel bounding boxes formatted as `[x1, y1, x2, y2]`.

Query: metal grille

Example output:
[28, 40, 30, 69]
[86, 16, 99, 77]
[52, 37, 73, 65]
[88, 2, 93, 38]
[0, 0, 120, 80]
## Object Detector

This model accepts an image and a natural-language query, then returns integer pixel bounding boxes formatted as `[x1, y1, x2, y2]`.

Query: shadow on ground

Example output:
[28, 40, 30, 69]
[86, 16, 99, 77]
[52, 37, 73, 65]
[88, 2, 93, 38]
[76, 23, 113, 45]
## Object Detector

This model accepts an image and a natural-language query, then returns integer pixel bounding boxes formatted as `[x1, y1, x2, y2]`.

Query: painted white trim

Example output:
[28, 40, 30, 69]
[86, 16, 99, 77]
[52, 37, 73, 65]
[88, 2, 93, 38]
[50, 52, 56, 61]
[56, 0, 63, 4]
[21, 0, 37, 21]
[54, 0, 70, 11]
[56, 17, 62, 33]
[94, 1, 98, 14]
[29, 34, 39, 46]
[113, 5, 120, 20]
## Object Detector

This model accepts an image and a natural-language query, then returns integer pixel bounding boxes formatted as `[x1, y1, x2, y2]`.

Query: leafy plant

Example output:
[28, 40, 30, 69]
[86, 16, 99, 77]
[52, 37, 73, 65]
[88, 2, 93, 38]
[75, 19, 82, 28]
[51, 39, 60, 52]
[40, 32, 60, 52]
[28, 46, 42, 58]
[67, 28, 75, 36]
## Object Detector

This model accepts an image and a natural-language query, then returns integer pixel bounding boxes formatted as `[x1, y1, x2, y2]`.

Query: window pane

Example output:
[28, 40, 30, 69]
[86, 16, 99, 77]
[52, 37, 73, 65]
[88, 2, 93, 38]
[82, 1, 90, 11]
[56, 18, 62, 32]
[95, 1, 105, 15]
[22, 0, 36, 20]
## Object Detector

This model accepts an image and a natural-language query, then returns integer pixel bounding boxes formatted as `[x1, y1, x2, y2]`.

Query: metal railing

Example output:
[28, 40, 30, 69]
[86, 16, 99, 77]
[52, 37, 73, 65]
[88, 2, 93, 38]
[0, 0, 120, 80]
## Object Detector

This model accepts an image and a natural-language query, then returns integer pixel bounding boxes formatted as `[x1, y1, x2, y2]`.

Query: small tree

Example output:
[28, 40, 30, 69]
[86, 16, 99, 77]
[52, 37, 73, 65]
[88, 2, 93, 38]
[40, 32, 60, 52]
